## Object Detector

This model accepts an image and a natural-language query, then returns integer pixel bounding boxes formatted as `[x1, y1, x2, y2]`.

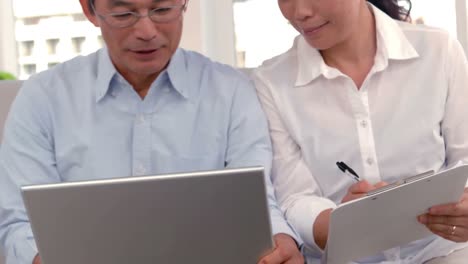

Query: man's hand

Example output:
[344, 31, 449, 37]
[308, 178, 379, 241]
[32, 254, 41, 264]
[257, 233, 304, 264]
[418, 187, 468, 243]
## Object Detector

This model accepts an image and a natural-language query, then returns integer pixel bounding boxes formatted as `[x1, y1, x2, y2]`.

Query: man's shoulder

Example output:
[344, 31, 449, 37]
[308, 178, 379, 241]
[15, 50, 102, 113]
[27, 50, 100, 92]
[180, 49, 251, 85]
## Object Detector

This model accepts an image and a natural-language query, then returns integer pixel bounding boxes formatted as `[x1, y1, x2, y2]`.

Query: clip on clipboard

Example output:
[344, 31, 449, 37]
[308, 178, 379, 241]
[366, 170, 435, 196]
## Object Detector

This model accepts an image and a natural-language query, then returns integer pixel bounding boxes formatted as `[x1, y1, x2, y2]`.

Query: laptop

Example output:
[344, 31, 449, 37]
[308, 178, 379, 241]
[22, 166, 274, 264]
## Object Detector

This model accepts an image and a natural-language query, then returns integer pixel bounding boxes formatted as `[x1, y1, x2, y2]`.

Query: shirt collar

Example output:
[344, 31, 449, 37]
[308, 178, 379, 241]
[95, 48, 190, 102]
[95, 48, 118, 102]
[166, 48, 190, 99]
[295, 3, 419, 87]
[295, 37, 329, 86]
[371, 3, 419, 61]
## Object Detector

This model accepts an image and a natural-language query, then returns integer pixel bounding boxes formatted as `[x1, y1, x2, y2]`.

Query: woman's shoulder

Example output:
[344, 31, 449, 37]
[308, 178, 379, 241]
[254, 36, 300, 82]
[397, 21, 454, 51]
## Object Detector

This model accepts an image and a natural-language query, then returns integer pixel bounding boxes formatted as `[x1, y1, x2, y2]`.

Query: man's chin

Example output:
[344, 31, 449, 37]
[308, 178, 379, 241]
[130, 65, 166, 78]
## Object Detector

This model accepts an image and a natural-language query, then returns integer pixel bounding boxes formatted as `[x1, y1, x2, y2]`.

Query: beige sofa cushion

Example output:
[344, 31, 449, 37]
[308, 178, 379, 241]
[0, 81, 21, 263]
[0, 80, 22, 142]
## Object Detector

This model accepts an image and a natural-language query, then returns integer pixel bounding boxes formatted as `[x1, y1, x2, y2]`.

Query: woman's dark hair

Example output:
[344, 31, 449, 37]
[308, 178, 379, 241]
[367, 0, 412, 21]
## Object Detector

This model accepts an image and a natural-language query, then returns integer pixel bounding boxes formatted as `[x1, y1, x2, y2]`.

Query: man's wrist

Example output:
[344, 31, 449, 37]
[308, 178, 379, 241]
[274, 233, 300, 249]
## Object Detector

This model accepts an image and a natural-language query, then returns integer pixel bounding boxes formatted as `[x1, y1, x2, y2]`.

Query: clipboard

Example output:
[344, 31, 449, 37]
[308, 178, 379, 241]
[324, 164, 468, 264]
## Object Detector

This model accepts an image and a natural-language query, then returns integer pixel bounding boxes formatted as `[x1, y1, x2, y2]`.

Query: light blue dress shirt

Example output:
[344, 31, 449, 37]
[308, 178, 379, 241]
[0, 48, 298, 264]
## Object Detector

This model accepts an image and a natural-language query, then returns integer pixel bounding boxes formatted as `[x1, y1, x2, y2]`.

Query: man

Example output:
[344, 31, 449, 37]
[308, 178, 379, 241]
[0, 0, 304, 263]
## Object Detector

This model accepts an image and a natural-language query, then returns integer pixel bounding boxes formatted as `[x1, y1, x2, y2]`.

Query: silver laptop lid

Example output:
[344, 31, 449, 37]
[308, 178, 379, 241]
[22, 166, 273, 264]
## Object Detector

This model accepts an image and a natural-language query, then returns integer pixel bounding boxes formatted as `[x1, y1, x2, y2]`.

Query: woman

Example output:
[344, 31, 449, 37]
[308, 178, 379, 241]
[253, 0, 468, 263]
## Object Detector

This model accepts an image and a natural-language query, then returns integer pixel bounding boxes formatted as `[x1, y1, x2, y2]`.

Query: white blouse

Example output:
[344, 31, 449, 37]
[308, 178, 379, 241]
[253, 5, 468, 264]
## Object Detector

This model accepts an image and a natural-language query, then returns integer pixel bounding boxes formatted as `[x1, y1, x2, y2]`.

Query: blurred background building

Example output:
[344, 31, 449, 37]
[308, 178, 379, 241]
[0, 0, 466, 78]
[13, 0, 102, 79]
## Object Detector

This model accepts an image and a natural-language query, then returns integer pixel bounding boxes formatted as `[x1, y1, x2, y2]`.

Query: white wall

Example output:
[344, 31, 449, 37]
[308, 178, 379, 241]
[181, 0, 236, 66]
[0, 0, 18, 76]
[456, 0, 468, 56]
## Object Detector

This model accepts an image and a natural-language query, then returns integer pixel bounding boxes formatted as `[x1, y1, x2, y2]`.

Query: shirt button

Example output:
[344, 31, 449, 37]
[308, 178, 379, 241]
[134, 162, 147, 175]
[366, 158, 374, 165]
[360, 120, 368, 128]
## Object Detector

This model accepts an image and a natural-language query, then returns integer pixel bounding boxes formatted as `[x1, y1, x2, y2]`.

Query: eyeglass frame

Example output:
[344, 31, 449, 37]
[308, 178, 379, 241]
[90, 0, 188, 28]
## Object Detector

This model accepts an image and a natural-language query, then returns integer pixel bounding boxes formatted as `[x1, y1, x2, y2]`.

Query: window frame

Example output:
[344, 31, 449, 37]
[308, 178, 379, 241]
[1, 0, 468, 78]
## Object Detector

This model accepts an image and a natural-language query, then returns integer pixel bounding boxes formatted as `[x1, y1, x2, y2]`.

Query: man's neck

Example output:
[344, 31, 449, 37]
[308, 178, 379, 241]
[125, 73, 159, 99]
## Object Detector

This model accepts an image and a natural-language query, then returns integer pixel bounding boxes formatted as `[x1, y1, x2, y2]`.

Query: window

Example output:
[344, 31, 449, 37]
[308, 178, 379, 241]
[72, 14, 86, 22]
[232, 0, 297, 68]
[2, 0, 468, 80]
[97, 36, 104, 48]
[236, 50, 246, 69]
[231, 0, 462, 68]
[22, 64, 36, 76]
[411, 0, 457, 37]
[46, 39, 60, 55]
[72, 37, 86, 54]
[22, 17, 40, 26]
[19, 40, 34, 57]
[0, 0, 104, 79]
[48, 62, 58, 69]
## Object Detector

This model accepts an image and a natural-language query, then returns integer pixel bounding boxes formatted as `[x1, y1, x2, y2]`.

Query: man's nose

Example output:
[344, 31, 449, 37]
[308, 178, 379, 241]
[134, 16, 158, 41]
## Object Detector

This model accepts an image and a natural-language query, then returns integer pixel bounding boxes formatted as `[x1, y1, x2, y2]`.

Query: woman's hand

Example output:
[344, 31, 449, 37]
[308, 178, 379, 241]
[341, 180, 387, 203]
[313, 180, 388, 249]
[418, 188, 468, 242]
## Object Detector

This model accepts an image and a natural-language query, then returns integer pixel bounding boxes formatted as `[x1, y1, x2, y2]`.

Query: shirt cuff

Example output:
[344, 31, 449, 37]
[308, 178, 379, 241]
[5, 236, 38, 264]
[285, 197, 336, 256]
[270, 215, 302, 245]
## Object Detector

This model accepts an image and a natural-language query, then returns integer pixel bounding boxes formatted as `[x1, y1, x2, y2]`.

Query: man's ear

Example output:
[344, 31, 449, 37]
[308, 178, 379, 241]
[79, 0, 99, 27]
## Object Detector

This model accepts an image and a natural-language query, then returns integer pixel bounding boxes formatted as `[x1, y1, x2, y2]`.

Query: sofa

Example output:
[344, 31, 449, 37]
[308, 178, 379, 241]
[0, 80, 22, 264]
[0, 80, 22, 142]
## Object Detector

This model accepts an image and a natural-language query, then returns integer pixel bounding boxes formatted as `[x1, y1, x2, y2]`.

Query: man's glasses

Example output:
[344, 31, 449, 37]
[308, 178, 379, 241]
[91, 0, 187, 28]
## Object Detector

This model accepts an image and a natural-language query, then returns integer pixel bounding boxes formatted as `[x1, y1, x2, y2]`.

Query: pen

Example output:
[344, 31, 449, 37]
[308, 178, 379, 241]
[336, 161, 360, 182]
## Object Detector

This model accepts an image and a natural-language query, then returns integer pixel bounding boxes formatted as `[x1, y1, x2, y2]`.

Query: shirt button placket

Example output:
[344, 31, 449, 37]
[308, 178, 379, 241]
[132, 113, 151, 176]
[360, 120, 368, 128]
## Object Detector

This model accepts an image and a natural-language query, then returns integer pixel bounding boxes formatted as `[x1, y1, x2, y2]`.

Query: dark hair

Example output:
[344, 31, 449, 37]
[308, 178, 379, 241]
[88, 0, 95, 13]
[367, 0, 412, 21]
